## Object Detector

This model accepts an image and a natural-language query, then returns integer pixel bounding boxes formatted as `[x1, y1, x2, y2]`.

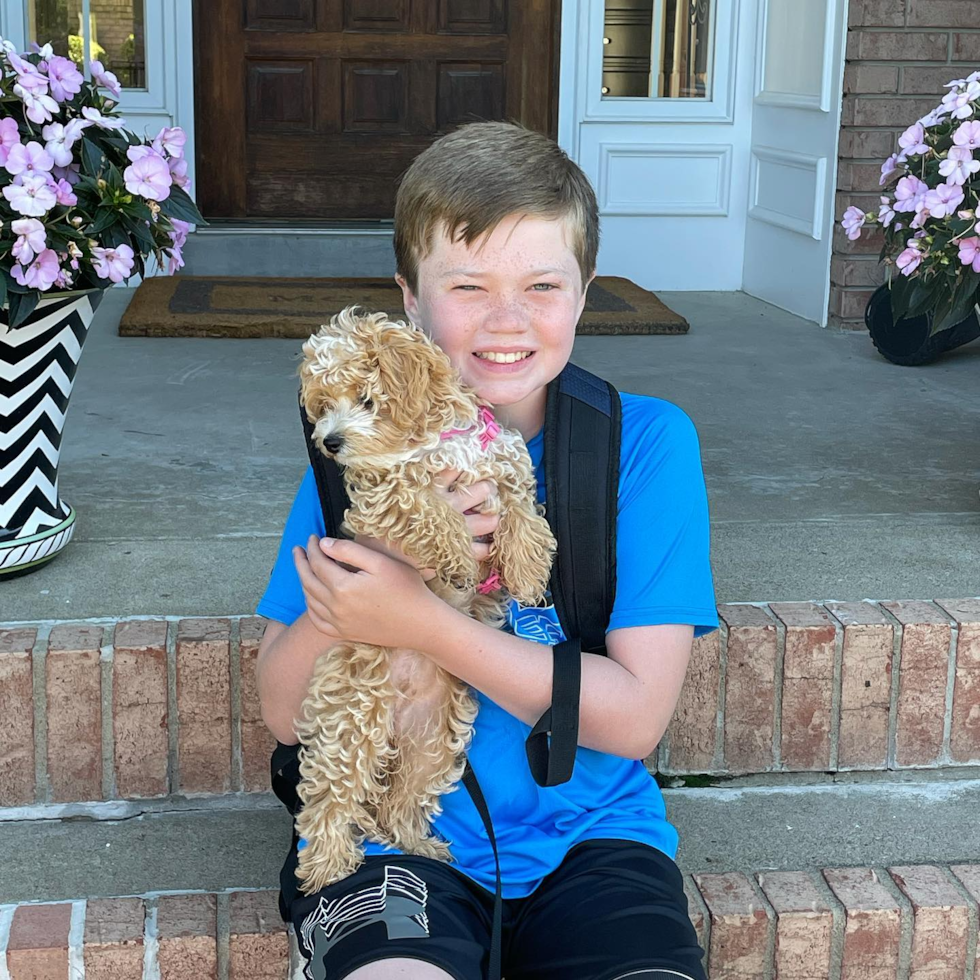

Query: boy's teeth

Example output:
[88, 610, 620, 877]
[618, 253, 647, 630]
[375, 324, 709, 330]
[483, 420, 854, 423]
[475, 351, 532, 363]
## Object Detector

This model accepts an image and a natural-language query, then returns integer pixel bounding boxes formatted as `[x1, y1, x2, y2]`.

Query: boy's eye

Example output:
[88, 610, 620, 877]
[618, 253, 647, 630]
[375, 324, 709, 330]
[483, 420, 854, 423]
[532, 283, 558, 291]
[453, 284, 479, 291]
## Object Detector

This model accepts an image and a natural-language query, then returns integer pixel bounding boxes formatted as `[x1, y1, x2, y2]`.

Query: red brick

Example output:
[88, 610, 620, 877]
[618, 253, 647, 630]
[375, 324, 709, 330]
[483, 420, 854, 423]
[112, 619, 169, 798]
[661, 630, 721, 772]
[176, 618, 232, 794]
[83, 898, 144, 980]
[718, 606, 777, 773]
[952, 33, 980, 60]
[908, 0, 980, 27]
[880, 601, 951, 766]
[830, 286, 877, 320]
[692, 872, 773, 977]
[834, 217, 886, 254]
[828, 311, 872, 331]
[949, 864, 980, 979]
[156, 894, 217, 980]
[7, 903, 72, 979]
[901, 65, 973, 95]
[838, 160, 893, 192]
[240, 617, 276, 793]
[849, 0, 907, 25]
[854, 97, 943, 128]
[845, 64, 900, 95]
[228, 891, 289, 980]
[756, 870, 835, 979]
[46, 623, 103, 803]
[0, 627, 36, 805]
[847, 30, 950, 60]
[935, 598, 980, 763]
[827, 603, 894, 769]
[839, 128, 901, 160]
[888, 865, 972, 978]
[832, 255, 888, 288]
[823, 867, 904, 978]
[683, 876, 709, 958]
[769, 604, 836, 770]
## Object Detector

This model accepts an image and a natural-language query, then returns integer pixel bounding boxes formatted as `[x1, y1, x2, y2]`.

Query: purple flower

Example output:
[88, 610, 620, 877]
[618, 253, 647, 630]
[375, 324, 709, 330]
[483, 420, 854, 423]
[46, 55, 83, 102]
[898, 122, 929, 156]
[151, 126, 187, 159]
[958, 236, 980, 272]
[3, 173, 57, 216]
[880, 153, 903, 185]
[168, 155, 189, 189]
[80, 106, 125, 130]
[942, 80, 980, 120]
[11, 218, 46, 265]
[53, 161, 82, 185]
[12, 248, 60, 291]
[15, 85, 58, 125]
[896, 243, 924, 276]
[841, 205, 867, 240]
[166, 243, 185, 275]
[938, 146, 980, 186]
[0, 116, 20, 167]
[5, 140, 54, 177]
[54, 178, 77, 206]
[878, 196, 896, 227]
[953, 120, 980, 150]
[124, 145, 172, 201]
[923, 182, 964, 218]
[169, 218, 191, 250]
[91, 243, 135, 283]
[894, 174, 928, 213]
[90, 60, 122, 97]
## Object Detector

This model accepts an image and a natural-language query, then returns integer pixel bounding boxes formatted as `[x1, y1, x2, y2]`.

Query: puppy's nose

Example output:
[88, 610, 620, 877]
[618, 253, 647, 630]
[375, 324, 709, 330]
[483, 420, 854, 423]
[323, 434, 344, 455]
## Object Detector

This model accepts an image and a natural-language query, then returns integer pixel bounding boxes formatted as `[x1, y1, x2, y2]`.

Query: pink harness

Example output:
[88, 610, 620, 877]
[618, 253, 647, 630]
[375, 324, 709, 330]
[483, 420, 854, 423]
[440, 406, 503, 594]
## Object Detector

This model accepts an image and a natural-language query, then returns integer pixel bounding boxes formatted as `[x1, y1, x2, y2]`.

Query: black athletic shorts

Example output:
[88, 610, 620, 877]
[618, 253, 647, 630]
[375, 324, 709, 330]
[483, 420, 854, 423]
[281, 837, 708, 980]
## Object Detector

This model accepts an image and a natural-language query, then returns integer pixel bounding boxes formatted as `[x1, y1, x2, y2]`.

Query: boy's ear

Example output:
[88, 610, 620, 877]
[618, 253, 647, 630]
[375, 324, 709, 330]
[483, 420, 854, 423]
[395, 273, 420, 326]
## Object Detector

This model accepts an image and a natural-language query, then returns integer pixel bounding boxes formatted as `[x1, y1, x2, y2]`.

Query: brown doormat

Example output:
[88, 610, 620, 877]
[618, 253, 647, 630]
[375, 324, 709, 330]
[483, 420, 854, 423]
[119, 275, 689, 338]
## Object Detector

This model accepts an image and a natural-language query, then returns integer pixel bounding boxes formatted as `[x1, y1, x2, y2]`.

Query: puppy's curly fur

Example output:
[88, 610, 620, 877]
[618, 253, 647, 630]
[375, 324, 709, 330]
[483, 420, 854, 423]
[293, 306, 557, 896]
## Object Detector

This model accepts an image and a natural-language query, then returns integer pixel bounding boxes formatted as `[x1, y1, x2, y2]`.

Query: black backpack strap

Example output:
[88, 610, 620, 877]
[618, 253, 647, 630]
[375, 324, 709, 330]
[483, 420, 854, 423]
[526, 363, 621, 786]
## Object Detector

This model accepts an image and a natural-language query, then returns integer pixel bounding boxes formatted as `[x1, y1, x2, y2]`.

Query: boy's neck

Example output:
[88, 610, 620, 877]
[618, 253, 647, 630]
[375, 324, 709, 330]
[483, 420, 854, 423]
[489, 388, 546, 444]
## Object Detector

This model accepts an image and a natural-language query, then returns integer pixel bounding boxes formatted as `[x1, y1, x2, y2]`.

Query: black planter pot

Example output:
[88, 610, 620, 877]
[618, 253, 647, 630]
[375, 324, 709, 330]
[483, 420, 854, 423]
[864, 284, 980, 365]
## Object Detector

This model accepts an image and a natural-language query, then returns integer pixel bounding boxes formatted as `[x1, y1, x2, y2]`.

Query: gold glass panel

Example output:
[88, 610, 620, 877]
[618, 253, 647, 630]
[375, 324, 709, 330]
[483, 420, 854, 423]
[28, 0, 146, 90]
[602, 0, 712, 99]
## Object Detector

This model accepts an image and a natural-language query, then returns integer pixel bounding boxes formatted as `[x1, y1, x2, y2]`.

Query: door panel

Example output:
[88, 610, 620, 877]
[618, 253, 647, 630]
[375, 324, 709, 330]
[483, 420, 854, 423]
[194, 0, 558, 220]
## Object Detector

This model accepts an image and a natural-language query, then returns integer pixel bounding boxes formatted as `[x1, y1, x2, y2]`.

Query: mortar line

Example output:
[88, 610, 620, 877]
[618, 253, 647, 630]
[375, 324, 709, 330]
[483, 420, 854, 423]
[823, 603, 845, 772]
[942, 620, 958, 764]
[32, 624, 53, 805]
[872, 864, 914, 980]
[805, 866, 846, 980]
[216, 891, 230, 980]
[99, 625, 115, 801]
[68, 899, 85, 979]
[166, 620, 178, 796]
[143, 899, 160, 980]
[714, 618, 729, 772]
[229, 620, 243, 794]
[941, 865, 979, 980]
[771, 610, 785, 772]
[0, 904, 14, 980]
[877, 604, 904, 770]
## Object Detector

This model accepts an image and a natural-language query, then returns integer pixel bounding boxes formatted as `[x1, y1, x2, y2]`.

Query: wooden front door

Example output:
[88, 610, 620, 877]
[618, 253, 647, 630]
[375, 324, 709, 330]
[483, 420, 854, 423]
[193, 0, 561, 221]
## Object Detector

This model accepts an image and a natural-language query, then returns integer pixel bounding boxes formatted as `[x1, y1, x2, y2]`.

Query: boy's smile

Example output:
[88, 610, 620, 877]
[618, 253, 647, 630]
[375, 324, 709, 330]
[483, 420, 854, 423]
[396, 213, 594, 442]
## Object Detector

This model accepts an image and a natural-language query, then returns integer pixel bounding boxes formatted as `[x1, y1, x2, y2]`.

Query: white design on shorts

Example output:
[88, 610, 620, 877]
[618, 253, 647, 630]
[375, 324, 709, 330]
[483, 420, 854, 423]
[299, 866, 430, 979]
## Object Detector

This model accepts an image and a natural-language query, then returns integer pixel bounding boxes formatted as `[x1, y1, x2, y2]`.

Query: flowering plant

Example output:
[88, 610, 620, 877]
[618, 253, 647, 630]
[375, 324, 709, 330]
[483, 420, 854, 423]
[0, 37, 205, 328]
[840, 70, 980, 337]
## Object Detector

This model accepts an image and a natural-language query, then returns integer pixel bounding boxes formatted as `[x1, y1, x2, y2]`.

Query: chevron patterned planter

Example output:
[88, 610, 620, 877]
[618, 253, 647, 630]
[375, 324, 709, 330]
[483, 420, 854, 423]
[1, 289, 105, 578]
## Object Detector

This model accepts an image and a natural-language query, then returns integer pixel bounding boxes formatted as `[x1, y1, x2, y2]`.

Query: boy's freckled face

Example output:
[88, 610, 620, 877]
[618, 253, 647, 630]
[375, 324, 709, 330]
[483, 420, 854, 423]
[396, 213, 594, 439]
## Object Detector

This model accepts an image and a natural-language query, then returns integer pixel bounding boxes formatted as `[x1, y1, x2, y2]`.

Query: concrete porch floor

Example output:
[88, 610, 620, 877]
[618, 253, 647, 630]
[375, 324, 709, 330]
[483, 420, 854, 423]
[4, 285, 980, 624]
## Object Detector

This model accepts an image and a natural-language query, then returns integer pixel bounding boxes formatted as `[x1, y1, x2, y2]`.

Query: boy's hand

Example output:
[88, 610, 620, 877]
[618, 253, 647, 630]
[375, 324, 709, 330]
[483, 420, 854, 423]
[292, 534, 437, 648]
[354, 469, 500, 578]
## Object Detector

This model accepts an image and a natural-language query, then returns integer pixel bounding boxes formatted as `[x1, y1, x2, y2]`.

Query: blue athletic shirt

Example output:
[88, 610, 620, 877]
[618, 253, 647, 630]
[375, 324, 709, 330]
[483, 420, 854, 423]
[256, 391, 719, 898]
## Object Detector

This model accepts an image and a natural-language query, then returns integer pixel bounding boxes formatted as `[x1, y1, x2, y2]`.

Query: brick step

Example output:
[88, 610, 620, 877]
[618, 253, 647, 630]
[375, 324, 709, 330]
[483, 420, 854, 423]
[2, 599, 979, 811]
[2, 861, 979, 979]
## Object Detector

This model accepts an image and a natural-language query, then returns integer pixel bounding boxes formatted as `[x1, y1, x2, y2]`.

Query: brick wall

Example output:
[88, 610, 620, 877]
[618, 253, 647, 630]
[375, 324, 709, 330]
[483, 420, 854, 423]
[831, 0, 980, 328]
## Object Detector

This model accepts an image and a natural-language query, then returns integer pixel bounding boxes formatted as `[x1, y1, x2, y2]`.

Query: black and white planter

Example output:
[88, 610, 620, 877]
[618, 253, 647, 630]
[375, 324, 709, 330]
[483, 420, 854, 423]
[1, 288, 105, 578]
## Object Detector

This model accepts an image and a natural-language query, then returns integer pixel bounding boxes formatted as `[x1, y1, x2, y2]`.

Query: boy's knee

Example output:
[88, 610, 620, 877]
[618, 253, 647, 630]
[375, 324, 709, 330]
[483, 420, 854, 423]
[341, 958, 457, 979]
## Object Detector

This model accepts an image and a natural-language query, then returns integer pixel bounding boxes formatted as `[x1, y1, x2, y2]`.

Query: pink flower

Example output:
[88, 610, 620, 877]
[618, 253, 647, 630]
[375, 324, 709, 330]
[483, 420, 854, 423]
[878, 196, 896, 227]
[923, 182, 964, 218]
[46, 55, 83, 102]
[898, 122, 929, 156]
[896, 243, 924, 276]
[124, 145, 172, 201]
[167, 155, 189, 189]
[0, 116, 20, 167]
[957, 236, 980, 272]
[841, 205, 867, 240]
[166, 243, 185, 275]
[169, 218, 191, 250]
[941, 80, 980, 119]
[151, 126, 186, 159]
[880, 153, 903, 185]
[91, 243, 135, 283]
[11, 218, 46, 265]
[41, 119, 89, 168]
[953, 120, 980, 150]
[12, 248, 60, 291]
[938, 146, 980, 185]
[3, 173, 57, 216]
[54, 178, 77, 206]
[80, 106, 125, 130]
[894, 174, 928, 213]
[90, 60, 122, 97]
[15, 84, 58, 125]
[5, 140, 54, 177]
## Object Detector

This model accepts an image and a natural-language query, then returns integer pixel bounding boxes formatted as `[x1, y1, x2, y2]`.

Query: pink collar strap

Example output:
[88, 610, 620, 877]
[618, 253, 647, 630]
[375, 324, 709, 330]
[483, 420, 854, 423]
[440, 405, 501, 452]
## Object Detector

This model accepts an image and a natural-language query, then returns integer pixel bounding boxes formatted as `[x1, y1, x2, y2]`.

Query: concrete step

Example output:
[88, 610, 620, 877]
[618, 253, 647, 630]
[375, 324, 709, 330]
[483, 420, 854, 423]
[2, 774, 979, 977]
[181, 224, 396, 278]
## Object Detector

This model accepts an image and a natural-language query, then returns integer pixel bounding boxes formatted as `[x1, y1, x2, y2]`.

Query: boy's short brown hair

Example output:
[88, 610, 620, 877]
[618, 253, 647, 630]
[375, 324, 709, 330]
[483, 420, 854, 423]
[394, 121, 600, 295]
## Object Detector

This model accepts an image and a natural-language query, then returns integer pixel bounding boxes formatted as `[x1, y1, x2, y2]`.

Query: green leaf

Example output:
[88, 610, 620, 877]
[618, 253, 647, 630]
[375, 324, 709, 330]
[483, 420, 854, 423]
[81, 136, 108, 178]
[930, 271, 980, 335]
[158, 184, 206, 225]
[121, 215, 155, 252]
[8, 289, 39, 328]
[888, 272, 915, 321]
[104, 225, 133, 251]
[3, 268, 29, 294]
[906, 276, 942, 319]
[88, 206, 119, 235]
[0, 271, 8, 311]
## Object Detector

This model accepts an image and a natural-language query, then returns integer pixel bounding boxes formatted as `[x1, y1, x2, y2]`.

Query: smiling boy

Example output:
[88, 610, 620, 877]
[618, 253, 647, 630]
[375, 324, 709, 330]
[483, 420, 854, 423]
[256, 121, 719, 980]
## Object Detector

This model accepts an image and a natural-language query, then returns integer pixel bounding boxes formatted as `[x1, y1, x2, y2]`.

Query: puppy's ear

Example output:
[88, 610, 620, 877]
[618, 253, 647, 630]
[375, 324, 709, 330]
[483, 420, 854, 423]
[375, 326, 476, 438]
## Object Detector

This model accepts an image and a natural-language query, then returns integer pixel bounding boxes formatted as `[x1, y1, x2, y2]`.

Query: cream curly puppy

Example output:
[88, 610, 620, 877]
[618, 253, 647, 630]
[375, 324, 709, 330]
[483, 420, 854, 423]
[293, 306, 556, 896]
